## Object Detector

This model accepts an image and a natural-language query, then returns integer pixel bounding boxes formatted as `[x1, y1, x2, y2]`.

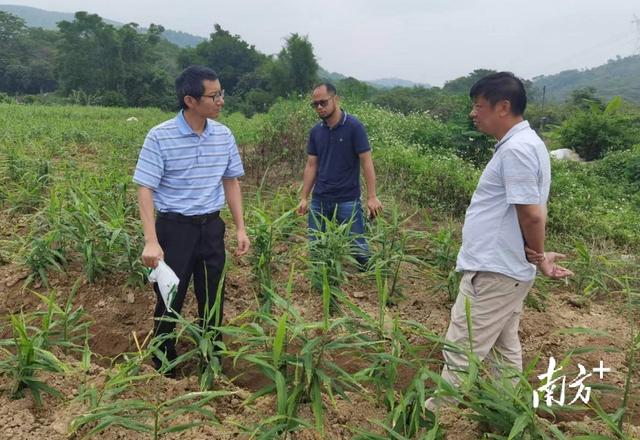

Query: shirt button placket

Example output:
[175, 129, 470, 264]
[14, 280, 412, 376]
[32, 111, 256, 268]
[196, 134, 202, 164]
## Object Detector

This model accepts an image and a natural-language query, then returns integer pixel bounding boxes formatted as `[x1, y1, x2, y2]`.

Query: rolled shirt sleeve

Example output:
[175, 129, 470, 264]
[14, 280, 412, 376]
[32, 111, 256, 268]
[501, 146, 541, 205]
[133, 133, 164, 189]
[222, 131, 245, 178]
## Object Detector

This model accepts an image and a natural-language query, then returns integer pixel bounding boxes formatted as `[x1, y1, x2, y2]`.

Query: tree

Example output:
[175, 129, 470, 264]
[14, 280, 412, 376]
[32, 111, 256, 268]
[0, 12, 57, 94]
[56, 12, 173, 108]
[336, 77, 376, 102]
[178, 24, 265, 95]
[56, 12, 121, 94]
[567, 86, 604, 111]
[443, 69, 497, 94]
[273, 33, 319, 96]
[0, 11, 26, 44]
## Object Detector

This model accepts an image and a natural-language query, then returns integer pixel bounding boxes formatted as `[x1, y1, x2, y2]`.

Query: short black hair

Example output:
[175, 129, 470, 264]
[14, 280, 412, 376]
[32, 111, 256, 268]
[313, 82, 337, 95]
[469, 72, 527, 116]
[175, 65, 218, 110]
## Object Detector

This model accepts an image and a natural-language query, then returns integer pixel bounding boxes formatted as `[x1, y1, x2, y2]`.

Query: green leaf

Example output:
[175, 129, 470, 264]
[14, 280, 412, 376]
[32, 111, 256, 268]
[507, 413, 530, 439]
[275, 371, 287, 416]
[311, 379, 324, 432]
[273, 313, 288, 367]
[553, 327, 610, 337]
[159, 422, 209, 434]
[604, 96, 622, 115]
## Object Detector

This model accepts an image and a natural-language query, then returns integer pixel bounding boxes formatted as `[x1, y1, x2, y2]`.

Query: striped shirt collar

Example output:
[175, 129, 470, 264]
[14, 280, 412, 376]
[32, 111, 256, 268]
[176, 110, 215, 136]
[494, 120, 530, 151]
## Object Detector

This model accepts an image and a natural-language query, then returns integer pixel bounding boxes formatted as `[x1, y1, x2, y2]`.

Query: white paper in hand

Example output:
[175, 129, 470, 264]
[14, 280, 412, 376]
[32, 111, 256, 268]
[148, 260, 179, 312]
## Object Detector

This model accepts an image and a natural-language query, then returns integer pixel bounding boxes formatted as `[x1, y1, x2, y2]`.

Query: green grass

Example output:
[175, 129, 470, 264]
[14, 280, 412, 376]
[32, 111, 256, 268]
[0, 101, 638, 438]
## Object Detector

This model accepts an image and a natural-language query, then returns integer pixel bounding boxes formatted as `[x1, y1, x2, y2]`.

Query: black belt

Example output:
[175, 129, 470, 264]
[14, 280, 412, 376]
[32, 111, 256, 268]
[157, 211, 220, 224]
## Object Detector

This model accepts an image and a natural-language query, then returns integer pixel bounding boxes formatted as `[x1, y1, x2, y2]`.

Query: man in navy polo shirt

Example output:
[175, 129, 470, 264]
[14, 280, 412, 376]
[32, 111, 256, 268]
[133, 65, 250, 375]
[297, 82, 383, 268]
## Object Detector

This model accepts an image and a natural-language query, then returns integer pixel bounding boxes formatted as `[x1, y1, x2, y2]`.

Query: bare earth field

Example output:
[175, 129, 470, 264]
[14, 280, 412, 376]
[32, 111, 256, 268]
[0, 212, 638, 439]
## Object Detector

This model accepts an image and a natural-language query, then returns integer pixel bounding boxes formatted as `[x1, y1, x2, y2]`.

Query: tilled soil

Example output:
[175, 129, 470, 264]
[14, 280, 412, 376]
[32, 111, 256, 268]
[0, 232, 638, 439]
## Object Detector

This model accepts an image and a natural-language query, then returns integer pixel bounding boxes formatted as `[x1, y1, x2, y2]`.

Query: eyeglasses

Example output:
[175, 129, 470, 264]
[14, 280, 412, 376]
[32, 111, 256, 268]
[200, 90, 225, 101]
[310, 96, 333, 108]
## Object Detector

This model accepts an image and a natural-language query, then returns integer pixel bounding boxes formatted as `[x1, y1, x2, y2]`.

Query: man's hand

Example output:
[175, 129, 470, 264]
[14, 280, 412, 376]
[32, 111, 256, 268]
[142, 241, 164, 268]
[297, 198, 309, 216]
[525, 245, 545, 265]
[367, 196, 383, 219]
[539, 252, 574, 279]
[236, 229, 250, 256]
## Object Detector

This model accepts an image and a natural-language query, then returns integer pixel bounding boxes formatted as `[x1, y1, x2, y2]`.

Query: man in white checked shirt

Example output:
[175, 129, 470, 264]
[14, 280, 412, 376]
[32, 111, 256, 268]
[426, 72, 573, 411]
[133, 65, 250, 376]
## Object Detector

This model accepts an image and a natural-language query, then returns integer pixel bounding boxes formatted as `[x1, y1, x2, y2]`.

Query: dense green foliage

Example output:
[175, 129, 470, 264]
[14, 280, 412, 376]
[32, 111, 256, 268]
[0, 11, 321, 114]
[56, 13, 174, 109]
[557, 96, 640, 161]
[0, 12, 58, 94]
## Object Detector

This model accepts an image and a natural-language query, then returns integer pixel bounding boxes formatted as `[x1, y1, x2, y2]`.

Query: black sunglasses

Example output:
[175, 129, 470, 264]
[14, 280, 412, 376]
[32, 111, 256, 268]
[310, 96, 334, 108]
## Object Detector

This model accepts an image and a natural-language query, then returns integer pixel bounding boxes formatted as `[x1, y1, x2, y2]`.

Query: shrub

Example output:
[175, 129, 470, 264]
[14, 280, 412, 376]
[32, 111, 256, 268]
[375, 146, 478, 217]
[0, 92, 13, 104]
[548, 160, 640, 249]
[594, 144, 640, 190]
[245, 98, 315, 182]
[95, 91, 128, 107]
[557, 97, 639, 161]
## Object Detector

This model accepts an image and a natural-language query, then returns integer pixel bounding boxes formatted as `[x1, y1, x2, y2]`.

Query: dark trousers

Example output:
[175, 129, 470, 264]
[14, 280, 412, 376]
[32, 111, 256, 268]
[152, 212, 226, 365]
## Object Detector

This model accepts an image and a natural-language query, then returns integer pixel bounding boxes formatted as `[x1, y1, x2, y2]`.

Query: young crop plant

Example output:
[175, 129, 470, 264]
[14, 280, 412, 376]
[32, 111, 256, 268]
[581, 274, 640, 438]
[149, 263, 227, 389]
[77, 349, 155, 411]
[569, 241, 616, 300]
[353, 366, 446, 440]
[227, 275, 381, 436]
[71, 389, 234, 439]
[307, 211, 362, 313]
[31, 282, 92, 351]
[428, 223, 459, 274]
[63, 187, 110, 282]
[0, 312, 67, 405]
[426, 223, 462, 302]
[247, 204, 297, 309]
[22, 229, 66, 287]
[2, 147, 51, 214]
[368, 203, 426, 302]
[353, 316, 412, 411]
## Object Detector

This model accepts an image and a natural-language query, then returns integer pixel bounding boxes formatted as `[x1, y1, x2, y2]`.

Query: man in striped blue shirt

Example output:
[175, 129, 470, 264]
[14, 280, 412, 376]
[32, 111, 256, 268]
[133, 65, 250, 376]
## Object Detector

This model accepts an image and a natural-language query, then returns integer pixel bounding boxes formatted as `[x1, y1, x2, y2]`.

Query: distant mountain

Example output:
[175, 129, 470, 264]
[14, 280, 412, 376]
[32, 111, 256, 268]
[318, 67, 347, 82]
[318, 68, 430, 89]
[0, 4, 205, 47]
[366, 77, 431, 89]
[533, 54, 640, 103]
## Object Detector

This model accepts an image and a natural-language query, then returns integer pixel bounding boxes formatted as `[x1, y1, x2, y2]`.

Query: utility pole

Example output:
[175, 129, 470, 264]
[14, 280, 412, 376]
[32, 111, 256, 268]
[540, 85, 547, 132]
[633, 14, 640, 55]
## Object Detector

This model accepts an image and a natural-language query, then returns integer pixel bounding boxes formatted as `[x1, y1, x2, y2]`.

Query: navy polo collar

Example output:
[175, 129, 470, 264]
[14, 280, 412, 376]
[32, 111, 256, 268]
[321, 110, 348, 128]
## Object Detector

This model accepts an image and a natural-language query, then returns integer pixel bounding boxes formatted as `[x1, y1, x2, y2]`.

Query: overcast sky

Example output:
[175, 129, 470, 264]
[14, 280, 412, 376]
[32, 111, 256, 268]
[6, 0, 639, 86]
